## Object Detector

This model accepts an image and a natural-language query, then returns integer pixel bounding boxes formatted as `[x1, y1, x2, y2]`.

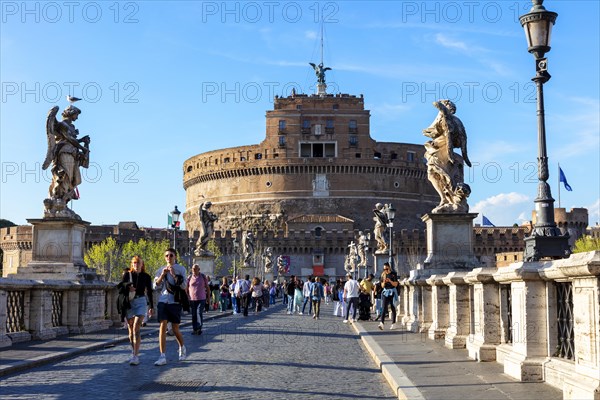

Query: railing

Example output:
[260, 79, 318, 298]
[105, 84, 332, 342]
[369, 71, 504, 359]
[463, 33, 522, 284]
[0, 279, 118, 347]
[554, 281, 574, 360]
[6, 290, 25, 333]
[392, 251, 599, 398]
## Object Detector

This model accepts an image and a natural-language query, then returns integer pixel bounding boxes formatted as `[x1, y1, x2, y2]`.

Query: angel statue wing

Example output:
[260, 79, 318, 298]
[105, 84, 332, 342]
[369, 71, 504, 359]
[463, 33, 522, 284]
[43, 106, 59, 170]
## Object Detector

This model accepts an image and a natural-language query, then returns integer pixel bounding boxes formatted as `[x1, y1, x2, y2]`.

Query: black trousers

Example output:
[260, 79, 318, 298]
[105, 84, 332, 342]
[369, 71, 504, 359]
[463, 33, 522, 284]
[381, 294, 396, 325]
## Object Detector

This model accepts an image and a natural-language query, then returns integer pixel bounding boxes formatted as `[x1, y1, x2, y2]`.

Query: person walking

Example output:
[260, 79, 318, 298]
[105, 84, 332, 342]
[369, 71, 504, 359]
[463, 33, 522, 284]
[378, 262, 399, 330]
[219, 277, 229, 312]
[301, 277, 313, 315]
[154, 248, 188, 366]
[343, 273, 360, 323]
[285, 276, 296, 314]
[120, 256, 153, 366]
[238, 274, 251, 317]
[187, 264, 209, 335]
[310, 277, 324, 319]
[230, 277, 240, 314]
[250, 277, 264, 313]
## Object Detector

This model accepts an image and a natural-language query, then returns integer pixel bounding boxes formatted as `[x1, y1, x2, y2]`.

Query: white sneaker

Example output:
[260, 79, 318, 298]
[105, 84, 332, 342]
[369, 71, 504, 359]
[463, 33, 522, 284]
[154, 354, 167, 366]
[378, 322, 384, 330]
[299, 312, 303, 315]
[343, 319, 348, 323]
[178, 345, 187, 361]
[129, 356, 140, 366]
[390, 324, 397, 330]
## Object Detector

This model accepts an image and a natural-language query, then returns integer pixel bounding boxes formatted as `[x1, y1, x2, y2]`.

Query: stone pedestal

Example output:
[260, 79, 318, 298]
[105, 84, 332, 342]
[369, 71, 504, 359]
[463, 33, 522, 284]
[193, 254, 216, 277]
[465, 267, 500, 361]
[264, 272, 274, 282]
[373, 253, 391, 276]
[12, 218, 98, 281]
[422, 213, 480, 271]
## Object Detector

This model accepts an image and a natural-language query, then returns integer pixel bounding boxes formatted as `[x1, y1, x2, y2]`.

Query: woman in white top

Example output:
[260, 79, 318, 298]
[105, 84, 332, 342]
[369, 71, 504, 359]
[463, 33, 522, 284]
[250, 277, 264, 313]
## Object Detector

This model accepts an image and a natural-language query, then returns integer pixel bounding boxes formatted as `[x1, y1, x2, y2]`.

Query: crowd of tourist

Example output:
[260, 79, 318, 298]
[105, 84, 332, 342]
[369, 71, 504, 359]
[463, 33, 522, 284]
[118, 248, 400, 367]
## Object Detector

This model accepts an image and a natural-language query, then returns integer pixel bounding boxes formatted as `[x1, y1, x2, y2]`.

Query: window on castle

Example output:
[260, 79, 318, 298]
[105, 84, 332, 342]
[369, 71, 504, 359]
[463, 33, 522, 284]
[299, 142, 337, 158]
[407, 151, 416, 162]
[333, 104, 339, 110]
[313, 143, 324, 157]
[315, 227, 323, 237]
[279, 120, 286, 130]
[349, 136, 358, 147]
[302, 120, 310, 129]
[326, 119, 334, 128]
[391, 152, 398, 160]
[374, 152, 382, 159]
[223, 158, 230, 163]
[278, 136, 286, 147]
[349, 120, 357, 129]
[255, 153, 262, 160]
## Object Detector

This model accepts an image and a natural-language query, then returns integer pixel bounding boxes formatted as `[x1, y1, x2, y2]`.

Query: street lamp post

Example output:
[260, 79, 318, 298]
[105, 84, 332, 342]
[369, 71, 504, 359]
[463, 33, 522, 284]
[519, 0, 570, 262]
[385, 204, 396, 271]
[170, 205, 181, 251]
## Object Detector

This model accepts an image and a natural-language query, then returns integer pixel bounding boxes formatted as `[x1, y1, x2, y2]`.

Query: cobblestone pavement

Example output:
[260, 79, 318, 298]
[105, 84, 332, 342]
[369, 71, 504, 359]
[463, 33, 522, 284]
[0, 303, 396, 400]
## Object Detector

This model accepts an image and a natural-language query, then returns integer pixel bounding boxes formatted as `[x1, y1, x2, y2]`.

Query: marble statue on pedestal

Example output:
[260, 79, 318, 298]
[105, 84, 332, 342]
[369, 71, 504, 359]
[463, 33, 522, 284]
[423, 99, 472, 214]
[195, 201, 218, 256]
[242, 231, 255, 267]
[263, 247, 273, 273]
[373, 203, 389, 253]
[43, 105, 90, 219]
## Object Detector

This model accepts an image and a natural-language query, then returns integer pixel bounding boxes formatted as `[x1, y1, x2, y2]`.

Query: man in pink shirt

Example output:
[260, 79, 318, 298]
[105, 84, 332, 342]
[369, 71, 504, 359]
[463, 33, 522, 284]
[186, 264, 210, 335]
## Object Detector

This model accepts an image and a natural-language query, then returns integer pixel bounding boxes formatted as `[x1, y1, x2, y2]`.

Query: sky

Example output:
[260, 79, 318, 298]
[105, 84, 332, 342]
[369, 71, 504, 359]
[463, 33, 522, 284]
[1, 0, 599, 230]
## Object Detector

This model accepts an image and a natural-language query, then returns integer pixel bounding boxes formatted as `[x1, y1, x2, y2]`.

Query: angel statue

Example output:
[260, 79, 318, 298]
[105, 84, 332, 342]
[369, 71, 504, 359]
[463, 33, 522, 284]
[423, 99, 472, 213]
[309, 62, 331, 85]
[43, 105, 90, 219]
[242, 231, 255, 267]
[373, 203, 389, 254]
[263, 247, 273, 273]
[277, 254, 287, 275]
[194, 201, 218, 256]
[356, 231, 369, 267]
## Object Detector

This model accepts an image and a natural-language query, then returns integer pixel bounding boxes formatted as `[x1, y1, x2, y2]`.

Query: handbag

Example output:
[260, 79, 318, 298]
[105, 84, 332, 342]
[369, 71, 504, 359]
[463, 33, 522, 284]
[128, 271, 136, 301]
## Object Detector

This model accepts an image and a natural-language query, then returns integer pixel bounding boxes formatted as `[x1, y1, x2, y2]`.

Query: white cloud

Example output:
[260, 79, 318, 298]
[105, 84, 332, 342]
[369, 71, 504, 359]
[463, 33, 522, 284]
[588, 198, 600, 225]
[471, 192, 531, 226]
[305, 30, 318, 40]
[434, 33, 470, 52]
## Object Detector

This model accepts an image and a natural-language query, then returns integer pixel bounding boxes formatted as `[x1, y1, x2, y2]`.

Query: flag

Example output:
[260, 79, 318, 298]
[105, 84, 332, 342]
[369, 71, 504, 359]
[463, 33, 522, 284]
[559, 167, 572, 191]
[167, 214, 172, 227]
[482, 215, 495, 227]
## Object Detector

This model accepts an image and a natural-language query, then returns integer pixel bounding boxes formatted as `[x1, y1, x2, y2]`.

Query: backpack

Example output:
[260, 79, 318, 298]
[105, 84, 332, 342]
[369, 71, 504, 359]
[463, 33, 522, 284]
[311, 283, 320, 299]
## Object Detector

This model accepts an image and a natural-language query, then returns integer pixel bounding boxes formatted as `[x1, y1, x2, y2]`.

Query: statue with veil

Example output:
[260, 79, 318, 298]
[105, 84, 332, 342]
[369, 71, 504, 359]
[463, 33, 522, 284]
[423, 99, 472, 213]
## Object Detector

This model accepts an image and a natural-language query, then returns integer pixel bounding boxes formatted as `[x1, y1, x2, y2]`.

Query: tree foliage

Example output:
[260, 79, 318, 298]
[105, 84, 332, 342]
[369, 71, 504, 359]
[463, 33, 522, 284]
[84, 236, 122, 282]
[84, 237, 170, 282]
[572, 235, 600, 253]
[206, 239, 225, 277]
[0, 219, 17, 228]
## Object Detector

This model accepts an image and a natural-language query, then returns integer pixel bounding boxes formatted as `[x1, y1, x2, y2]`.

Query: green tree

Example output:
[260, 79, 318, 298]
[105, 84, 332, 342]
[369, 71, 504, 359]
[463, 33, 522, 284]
[84, 236, 123, 282]
[0, 219, 17, 228]
[121, 238, 170, 278]
[572, 235, 600, 253]
[206, 239, 225, 277]
[84, 237, 170, 282]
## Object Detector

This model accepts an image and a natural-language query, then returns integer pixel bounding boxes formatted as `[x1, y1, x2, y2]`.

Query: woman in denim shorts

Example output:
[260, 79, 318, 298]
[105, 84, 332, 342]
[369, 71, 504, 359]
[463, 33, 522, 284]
[122, 256, 154, 366]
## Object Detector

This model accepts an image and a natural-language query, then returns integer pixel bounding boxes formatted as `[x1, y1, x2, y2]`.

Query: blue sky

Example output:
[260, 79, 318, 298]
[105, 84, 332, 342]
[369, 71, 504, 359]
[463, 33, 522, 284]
[1, 1, 598, 229]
